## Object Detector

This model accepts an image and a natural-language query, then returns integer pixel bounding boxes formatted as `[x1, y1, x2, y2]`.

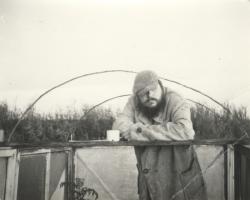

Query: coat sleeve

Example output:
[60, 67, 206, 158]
[112, 97, 135, 137]
[143, 94, 195, 141]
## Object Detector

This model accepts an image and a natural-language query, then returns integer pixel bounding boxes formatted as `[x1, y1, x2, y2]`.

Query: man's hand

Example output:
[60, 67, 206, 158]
[119, 123, 143, 140]
[130, 123, 172, 141]
[120, 123, 143, 140]
[128, 123, 149, 141]
[129, 122, 144, 133]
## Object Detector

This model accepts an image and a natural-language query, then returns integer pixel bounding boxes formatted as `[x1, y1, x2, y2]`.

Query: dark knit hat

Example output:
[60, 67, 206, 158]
[133, 70, 159, 94]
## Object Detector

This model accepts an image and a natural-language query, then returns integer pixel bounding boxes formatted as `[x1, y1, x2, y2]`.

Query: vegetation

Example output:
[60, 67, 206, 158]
[0, 101, 249, 143]
[191, 104, 250, 139]
[60, 178, 98, 200]
[0, 102, 114, 143]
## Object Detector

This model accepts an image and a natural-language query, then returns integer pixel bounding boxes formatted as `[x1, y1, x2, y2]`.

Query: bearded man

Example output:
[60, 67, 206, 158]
[112, 70, 207, 200]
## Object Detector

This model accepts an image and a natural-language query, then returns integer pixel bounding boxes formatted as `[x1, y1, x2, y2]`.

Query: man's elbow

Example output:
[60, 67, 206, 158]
[178, 121, 195, 140]
[185, 129, 195, 140]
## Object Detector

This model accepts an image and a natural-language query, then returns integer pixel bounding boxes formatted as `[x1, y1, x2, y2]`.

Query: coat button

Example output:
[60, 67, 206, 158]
[142, 168, 149, 174]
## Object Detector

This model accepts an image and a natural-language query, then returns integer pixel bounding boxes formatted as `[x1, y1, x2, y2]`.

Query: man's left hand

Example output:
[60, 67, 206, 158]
[128, 123, 149, 141]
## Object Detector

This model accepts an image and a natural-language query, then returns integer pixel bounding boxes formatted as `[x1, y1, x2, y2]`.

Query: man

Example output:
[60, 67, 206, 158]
[112, 70, 207, 200]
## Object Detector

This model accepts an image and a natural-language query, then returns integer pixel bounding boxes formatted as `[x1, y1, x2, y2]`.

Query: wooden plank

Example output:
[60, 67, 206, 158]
[20, 148, 71, 155]
[0, 149, 15, 157]
[4, 149, 17, 200]
[245, 158, 250, 199]
[67, 148, 74, 200]
[241, 157, 247, 200]
[224, 145, 228, 200]
[44, 152, 51, 200]
[13, 151, 20, 200]
[234, 145, 241, 200]
[20, 148, 51, 156]
[227, 144, 235, 200]
[0, 147, 12, 150]
[237, 145, 250, 159]
[3, 138, 250, 148]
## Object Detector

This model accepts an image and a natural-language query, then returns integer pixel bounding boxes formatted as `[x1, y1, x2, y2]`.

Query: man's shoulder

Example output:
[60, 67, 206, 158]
[126, 95, 137, 108]
[164, 87, 184, 101]
[164, 87, 190, 111]
[128, 95, 136, 103]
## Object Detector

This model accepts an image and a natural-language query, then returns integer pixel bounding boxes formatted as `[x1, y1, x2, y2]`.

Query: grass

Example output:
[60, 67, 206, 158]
[0, 101, 249, 143]
[191, 103, 250, 139]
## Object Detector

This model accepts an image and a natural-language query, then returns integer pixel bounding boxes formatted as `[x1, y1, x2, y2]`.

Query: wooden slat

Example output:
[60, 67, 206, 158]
[67, 148, 74, 200]
[227, 144, 235, 200]
[0, 149, 15, 157]
[5, 149, 18, 200]
[237, 145, 250, 159]
[13, 151, 20, 200]
[20, 148, 51, 156]
[20, 148, 71, 155]
[44, 152, 51, 200]
[1, 138, 250, 148]
[234, 145, 242, 200]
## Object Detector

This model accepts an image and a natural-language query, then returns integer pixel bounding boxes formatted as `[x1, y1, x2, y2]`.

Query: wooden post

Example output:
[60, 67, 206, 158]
[1, 149, 19, 200]
[226, 144, 235, 200]
[234, 145, 241, 200]
[67, 147, 75, 200]
[44, 150, 51, 200]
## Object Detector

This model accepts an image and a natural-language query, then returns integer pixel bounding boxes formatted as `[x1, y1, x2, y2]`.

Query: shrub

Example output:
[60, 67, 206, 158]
[0, 101, 249, 143]
[191, 104, 250, 139]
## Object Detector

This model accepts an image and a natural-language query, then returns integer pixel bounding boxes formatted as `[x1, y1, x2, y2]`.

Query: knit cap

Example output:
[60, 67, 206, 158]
[133, 70, 159, 94]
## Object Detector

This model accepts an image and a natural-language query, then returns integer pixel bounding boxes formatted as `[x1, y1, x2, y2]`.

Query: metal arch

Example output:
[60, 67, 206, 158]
[7, 69, 229, 143]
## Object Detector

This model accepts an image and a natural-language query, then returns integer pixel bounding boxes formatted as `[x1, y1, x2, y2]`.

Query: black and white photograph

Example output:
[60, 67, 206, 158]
[0, 0, 250, 200]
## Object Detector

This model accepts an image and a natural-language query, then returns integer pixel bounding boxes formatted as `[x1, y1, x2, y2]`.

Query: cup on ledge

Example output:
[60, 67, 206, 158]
[106, 130, 120, 142]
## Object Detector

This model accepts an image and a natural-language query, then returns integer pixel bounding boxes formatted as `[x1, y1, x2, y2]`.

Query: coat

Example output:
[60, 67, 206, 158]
[113, 87, 207, 200]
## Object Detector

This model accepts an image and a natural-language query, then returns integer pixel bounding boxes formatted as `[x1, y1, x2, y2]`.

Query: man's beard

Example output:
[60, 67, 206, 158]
[137, 95, 165, 119]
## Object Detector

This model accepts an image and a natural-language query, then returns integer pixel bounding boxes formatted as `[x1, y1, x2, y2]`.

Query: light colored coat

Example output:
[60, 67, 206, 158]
[113, 87, 207, 200]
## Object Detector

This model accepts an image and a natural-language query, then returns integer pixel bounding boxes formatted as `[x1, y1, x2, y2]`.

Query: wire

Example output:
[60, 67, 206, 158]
[80, 94, 131, 120]
[65, 95, 223, 141]
[159, 76, 231, 113]
[8, 70, 136, 143]
[65, 94, 131, 141]
[7, 69, 230, 143]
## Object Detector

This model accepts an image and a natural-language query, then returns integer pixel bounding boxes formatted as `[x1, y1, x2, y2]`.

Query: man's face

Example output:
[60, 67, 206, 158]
[137, 83, 163, 108]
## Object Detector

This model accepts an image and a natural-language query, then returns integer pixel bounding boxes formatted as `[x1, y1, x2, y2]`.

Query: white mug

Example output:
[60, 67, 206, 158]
[106, 130, 120, 141]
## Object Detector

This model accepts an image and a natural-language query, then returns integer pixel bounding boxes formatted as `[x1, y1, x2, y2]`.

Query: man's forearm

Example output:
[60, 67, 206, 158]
[141, 122, 194, 141]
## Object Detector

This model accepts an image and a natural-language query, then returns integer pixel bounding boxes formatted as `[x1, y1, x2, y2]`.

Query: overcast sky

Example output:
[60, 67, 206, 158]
[0, 0, 250, 114]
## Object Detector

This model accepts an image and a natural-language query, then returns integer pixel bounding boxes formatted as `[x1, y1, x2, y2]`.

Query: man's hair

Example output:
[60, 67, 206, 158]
[136, 80, 165, 119]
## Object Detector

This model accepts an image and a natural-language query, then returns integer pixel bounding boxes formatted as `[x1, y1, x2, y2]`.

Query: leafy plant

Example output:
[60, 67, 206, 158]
[60, 178, 98, 200]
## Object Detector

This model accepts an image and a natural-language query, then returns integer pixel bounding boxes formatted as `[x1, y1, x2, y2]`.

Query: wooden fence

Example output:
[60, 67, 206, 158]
[0, 139, 250, 200]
